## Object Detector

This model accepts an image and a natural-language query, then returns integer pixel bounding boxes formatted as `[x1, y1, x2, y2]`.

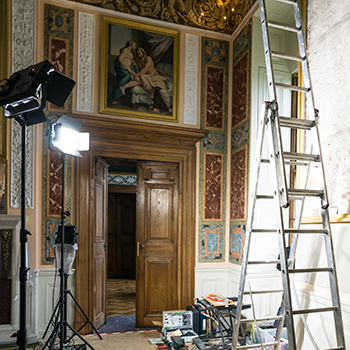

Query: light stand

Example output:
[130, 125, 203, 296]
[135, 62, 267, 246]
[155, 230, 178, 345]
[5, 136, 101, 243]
[41, 115, 100, 350]
[0, 60, 75, 350]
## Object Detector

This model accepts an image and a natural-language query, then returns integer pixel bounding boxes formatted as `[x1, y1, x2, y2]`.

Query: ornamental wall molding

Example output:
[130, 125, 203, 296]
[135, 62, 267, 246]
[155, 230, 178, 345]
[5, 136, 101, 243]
[77, 12, 95, 113]
[11, 0, 35, 209]
[184, 34, 199, 126]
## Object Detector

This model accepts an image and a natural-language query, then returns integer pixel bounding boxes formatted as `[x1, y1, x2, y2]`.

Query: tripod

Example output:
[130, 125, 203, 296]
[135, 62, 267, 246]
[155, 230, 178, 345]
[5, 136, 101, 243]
[42, 271, 102, 350]
[41, 153, 101, 350]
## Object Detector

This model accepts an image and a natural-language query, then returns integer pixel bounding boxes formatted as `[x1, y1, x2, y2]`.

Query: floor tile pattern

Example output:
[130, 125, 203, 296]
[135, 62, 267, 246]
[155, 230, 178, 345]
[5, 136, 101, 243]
[107, 278, 136, 316]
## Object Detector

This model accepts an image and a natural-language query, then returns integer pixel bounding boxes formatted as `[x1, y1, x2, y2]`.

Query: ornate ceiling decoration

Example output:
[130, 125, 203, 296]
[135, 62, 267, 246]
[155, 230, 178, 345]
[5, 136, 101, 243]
[69, 0, 253, 35]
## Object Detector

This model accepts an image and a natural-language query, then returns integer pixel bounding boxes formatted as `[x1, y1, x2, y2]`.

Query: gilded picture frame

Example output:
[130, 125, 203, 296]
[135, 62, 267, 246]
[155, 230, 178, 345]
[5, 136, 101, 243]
[100, 17, 180, 122]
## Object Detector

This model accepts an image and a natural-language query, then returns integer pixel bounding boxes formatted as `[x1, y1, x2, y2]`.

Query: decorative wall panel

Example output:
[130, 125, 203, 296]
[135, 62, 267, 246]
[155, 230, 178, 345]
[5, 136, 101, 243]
[199, 38, 229, 262]
[184, 34, 199, 126]
[203, 153, 223, 221]
[10, 0, 35, 210]
[230, 22, 251, 263]
[42, 4, 74, 264]
[205, 66, 225, 130]
[77, 12, 95, 113]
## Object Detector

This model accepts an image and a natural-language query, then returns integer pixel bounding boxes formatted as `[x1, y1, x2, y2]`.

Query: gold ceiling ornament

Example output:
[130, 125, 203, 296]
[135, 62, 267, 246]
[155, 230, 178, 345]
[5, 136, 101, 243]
[69, 0, 253, 35]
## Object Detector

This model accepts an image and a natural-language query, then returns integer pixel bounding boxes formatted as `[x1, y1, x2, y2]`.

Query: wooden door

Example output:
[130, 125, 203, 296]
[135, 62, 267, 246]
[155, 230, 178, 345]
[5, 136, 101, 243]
[107, 192, 136, 279]
[136, 162, 179, 327]
[93, 158, 108, 328]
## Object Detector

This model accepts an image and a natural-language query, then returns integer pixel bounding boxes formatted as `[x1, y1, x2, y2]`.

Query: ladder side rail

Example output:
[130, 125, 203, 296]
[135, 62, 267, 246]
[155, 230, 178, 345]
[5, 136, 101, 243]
[258, 0, 277, 101]
[313, 116, 330, 209]
[271, 106, 290, 208]
[321, 209, 346, 348]
[266, 110, 297, 350]
[293, 0, 317, 119]
[232, 103, 271, 349]
[289, 149, 312, 265]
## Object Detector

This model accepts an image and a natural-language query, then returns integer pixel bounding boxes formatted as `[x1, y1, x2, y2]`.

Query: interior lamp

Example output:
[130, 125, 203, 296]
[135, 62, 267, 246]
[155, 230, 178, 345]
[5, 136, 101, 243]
[51, 115, 90, 157]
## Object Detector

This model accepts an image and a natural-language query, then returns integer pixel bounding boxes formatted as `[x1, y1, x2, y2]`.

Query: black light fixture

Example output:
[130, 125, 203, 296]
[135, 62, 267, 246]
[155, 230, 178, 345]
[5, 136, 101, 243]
[0, 60, 75, 350]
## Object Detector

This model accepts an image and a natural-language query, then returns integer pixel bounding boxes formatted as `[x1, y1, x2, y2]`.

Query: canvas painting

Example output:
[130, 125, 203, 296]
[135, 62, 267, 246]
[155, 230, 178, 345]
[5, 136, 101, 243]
[100, 17, 180, 122]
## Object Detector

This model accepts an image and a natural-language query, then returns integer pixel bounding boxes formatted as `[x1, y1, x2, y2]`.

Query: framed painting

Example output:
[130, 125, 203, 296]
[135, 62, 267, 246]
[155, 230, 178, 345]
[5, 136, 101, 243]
[100, 17, 180, 122]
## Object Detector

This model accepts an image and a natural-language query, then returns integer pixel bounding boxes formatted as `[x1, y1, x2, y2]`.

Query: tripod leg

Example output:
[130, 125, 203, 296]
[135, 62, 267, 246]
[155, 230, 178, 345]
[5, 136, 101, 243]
[42, 320, 61, 350]
[65, 322, 97, 350]
[42, 298, 61, 339]
[66, 290, 102, 339]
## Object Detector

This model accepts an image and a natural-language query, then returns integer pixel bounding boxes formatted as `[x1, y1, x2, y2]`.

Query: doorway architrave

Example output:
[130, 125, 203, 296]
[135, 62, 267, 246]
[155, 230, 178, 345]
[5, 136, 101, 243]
[72, 115, 206, 332]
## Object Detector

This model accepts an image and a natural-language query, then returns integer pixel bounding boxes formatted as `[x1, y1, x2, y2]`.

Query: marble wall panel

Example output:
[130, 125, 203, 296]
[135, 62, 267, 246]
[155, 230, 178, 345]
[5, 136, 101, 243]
[199, 37, 229, 262]
[203, 153, 223, 221]
[232, 52, 248, 127]
[42, 4, 74, 264]
[205, 66, 224, 130]
[231, 146, 247, 221]
[230, 21, 251, 264]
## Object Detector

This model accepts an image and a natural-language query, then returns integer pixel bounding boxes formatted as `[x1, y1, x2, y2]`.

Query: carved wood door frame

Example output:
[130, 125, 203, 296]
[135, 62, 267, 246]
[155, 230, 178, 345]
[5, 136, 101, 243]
[72, 116, 205, 332]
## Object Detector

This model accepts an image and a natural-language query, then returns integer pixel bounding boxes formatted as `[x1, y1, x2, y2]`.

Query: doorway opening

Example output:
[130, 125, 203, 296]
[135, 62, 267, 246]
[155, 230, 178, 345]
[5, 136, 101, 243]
[103, 158, 138, 332]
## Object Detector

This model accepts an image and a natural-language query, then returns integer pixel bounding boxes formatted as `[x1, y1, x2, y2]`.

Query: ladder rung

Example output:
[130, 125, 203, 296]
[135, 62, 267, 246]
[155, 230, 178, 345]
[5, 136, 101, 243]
[237, 343, 280, 350]
[289, 267, 333, 274]
[248, 260, 291, 265]
[251, 228, 277, 233]
[279, 116, 316, 130]
[283, 151, 320, 162]
[288, 188, 324, 198]
[276, 82, 310, 93]
[272, 50, 305, 62]
[244, 289, 283, 295]
[268, 20, 300, 33]
[285, 160, 309, 167]
[277, 0, 297, 4]
[256, 195, 274, 200]
[293, 307, 337, 315]
[261, 158, 270, 163]
[240, 316, 283, 323]
[321, 348, 344, 350]
[285, 228, 328, 234]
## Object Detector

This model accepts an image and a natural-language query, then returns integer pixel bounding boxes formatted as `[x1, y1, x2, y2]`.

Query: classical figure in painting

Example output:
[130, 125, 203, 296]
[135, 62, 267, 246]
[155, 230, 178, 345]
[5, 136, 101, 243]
[107, 40, 139, 106]
[119, 47, 172, 113]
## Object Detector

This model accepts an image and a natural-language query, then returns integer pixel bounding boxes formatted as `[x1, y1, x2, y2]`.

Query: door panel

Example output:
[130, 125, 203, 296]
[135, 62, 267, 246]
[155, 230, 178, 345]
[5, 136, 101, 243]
[136, 162, 179, 327]
[93, 158, 108, 329]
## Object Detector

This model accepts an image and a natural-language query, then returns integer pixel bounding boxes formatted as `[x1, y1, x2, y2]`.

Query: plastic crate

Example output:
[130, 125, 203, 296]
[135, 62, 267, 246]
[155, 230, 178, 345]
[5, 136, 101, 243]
[252, 326, 288, 350]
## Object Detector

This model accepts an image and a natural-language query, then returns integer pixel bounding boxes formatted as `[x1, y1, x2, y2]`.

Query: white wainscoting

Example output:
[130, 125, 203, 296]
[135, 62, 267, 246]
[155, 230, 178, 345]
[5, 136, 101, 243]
[36, 269, 75, 338]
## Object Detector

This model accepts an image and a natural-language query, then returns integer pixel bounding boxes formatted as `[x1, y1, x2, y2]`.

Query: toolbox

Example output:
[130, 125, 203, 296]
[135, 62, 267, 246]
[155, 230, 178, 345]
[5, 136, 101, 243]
[161, 310, 198, 344]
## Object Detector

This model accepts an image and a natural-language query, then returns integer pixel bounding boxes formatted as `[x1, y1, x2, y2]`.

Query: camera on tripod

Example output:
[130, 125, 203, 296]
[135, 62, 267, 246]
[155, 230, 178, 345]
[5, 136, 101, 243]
[54, 225, 78, 246]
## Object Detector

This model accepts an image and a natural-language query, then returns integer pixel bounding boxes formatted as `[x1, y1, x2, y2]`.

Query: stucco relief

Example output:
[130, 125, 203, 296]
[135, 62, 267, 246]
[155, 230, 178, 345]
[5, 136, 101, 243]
[77, 12, 95, 113]
[68, 0, 252, 35]
[10, 0, 35, 209]
[184, 34, 199, 126]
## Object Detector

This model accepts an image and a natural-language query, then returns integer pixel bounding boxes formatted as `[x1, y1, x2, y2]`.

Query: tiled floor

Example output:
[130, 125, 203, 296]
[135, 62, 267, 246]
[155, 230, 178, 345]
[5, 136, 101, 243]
[106, 278, 136, 316]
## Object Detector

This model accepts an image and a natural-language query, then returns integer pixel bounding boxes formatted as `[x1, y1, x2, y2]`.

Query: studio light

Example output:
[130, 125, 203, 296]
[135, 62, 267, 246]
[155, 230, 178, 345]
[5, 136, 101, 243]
[51, 115, 90, 157]
[41, 114, 96, 350]
[0, 60, 75, 350]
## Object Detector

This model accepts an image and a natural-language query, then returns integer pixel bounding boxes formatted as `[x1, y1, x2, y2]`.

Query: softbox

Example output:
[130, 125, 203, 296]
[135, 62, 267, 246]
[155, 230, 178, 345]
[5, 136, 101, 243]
[0, 60, 75, 125]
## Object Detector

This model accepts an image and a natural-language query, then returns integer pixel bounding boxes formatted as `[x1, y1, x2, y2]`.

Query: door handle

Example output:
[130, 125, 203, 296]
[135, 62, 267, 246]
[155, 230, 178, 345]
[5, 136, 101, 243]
[140, 243, 145, 253]
[137, 242, 145, 256]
